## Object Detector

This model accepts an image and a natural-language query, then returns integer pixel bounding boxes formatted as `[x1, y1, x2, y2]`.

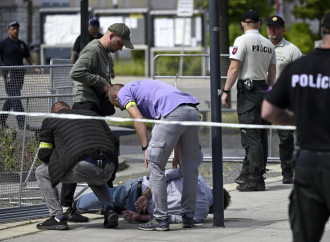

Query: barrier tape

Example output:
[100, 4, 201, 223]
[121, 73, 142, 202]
[0, 111, 296, 130]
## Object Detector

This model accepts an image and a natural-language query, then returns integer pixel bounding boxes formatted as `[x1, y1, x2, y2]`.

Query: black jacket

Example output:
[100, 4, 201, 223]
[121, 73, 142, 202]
[38, 108, 118, 187]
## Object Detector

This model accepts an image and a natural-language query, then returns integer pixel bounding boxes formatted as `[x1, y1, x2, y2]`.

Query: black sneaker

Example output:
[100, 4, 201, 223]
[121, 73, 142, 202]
[36, 216, 69, 230]
[235, 173, 249, 184]
[63, 206, 89, 223]
[237, 179, 265, 192]
[103, 206, 119, 228]
[182, 214, 194, 228]
[138, 217, 169, 231]
[282, 171, 293, 184]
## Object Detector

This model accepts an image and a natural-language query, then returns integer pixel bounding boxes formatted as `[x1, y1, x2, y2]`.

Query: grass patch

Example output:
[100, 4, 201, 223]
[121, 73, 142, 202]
[114, 59, 145, 76]
[108, 120, 153, 131]
[222, 112, 238, 123]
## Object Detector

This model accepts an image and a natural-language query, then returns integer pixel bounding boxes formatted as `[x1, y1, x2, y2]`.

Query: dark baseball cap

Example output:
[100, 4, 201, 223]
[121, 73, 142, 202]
[242, 10, 260, 23]
[267, 16, 285, 28]
[322, 12, 330, 34]
[8, 21, 19, 29]
[89, 17, 100, 27]
[108, 23, 134, 49]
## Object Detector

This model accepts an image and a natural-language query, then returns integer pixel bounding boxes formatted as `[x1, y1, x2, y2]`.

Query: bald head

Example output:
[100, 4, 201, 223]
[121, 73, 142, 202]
[51, 101, 70, 113]
[108, 84, 125, 111]
[108, 84, 124, 98]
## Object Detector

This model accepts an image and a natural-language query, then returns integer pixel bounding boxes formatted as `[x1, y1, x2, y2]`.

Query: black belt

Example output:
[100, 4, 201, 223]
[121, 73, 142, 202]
[85, 158, 111, 169]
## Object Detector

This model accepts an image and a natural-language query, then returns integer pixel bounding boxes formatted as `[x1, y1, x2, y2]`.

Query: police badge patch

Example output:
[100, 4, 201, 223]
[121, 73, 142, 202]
[232, 46, 238, 55]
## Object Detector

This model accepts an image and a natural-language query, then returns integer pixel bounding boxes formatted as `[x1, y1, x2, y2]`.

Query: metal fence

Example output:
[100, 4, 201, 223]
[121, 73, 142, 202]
[0, 62, 74, 221]
[153, 53, 281, 161]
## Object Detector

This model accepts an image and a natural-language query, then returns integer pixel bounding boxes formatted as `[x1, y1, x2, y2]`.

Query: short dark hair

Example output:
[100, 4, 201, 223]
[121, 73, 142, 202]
[51, 101, 70, 113]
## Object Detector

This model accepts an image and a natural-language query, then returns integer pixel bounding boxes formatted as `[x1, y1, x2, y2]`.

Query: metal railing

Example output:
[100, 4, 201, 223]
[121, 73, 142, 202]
[153, 53, 281, 162]
[0, 63, 74, 221]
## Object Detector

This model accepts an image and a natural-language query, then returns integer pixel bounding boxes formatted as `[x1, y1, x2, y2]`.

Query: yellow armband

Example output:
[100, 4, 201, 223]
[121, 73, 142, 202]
[39, 142, 53, 149]
[125, 101, 137, 110]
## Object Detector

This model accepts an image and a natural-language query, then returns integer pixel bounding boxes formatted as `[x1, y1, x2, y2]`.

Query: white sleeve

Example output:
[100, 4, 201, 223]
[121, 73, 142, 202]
[291, 46, 303, 61]
[270, 48, 277, 65]
[230, 36, 246, 61]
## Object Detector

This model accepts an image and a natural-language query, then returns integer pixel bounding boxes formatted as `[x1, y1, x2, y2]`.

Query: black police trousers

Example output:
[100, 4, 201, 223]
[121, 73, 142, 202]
[237, 80, 268, 178]
[289, 150, 330, 242]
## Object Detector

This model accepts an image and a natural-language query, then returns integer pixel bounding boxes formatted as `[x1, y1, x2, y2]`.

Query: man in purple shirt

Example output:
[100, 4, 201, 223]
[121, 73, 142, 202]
[108, 79, 203, 231]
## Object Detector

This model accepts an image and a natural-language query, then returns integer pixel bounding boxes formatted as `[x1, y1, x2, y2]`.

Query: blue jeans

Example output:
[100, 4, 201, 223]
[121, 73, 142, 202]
[147, 105, 202, 220]
[36, 160, 115, 216]
[76, 177, 142, 212]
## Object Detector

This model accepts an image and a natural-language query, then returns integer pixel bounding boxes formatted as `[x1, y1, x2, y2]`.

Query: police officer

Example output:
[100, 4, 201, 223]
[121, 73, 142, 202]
[262, 12, 330, 242]
[266, 16, 302, 184]
[222, 10, 276, 191]
[0, 21, 38, 129]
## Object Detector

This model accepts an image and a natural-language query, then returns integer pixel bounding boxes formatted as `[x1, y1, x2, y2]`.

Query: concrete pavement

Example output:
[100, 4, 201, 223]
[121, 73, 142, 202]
[1, 161, 330, 241]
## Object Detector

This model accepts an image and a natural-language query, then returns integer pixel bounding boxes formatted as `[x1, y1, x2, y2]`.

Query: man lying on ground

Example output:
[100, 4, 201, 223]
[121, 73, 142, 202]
[76, 169, 231, 224]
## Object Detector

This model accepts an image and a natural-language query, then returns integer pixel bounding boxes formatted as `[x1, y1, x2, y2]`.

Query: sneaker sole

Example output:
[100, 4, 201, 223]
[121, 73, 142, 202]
[67, 218, 89, 223]
[104, 213, 119, 228]
[36, 224, 69, 230]
[138, 226, 170, 231]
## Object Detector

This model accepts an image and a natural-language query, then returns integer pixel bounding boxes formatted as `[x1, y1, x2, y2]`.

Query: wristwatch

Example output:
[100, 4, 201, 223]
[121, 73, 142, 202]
[142, 145, 149, 151]
[222, 89, 230, 94]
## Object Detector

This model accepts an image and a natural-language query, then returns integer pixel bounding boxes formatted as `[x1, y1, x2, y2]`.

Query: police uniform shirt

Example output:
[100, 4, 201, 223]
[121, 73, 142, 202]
[0, 37, 30, 66]
[274, 38, 302, 80]
[265, 48, 330, 151]
[230, 29, 276, 81]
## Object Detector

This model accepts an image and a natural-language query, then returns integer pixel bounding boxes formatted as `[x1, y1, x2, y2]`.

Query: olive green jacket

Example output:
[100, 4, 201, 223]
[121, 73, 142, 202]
[70, 39, 112, 109]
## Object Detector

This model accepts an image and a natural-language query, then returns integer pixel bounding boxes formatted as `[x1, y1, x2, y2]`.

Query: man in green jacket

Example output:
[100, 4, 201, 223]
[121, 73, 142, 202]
[62, 23, 133, 223]
[70, 23, 134, 115]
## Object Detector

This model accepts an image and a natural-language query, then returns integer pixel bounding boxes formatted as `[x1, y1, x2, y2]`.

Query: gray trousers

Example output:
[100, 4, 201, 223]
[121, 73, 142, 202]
[147, 105, 203, 220]
[35, 160, 115, 216]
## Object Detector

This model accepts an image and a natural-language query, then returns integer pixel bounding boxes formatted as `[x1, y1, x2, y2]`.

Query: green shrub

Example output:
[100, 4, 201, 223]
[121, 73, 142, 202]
[284, 22, 316, 54]
[114, 59, 145, 76]
[0, 128, 40, 172]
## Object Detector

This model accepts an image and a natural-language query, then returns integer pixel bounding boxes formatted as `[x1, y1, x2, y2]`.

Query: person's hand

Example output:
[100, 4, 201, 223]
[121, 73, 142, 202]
[111, 70, 115, 79]
[221, 92, 229, 107]
[34, 68, 41, 74]
[103, 82, 111, 96]
[172, 155, 181, 169]
[135, 195, 149, 214]
[144, 150, 148, 168]
[122, 210, 139, 222]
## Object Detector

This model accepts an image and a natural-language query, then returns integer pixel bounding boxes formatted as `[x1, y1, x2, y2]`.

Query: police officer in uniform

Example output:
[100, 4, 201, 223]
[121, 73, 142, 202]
[262, 12, 330, 242]
[222, 10, 276, 191]
[0, 21, 38, 129]
[267, 16, 302, 184]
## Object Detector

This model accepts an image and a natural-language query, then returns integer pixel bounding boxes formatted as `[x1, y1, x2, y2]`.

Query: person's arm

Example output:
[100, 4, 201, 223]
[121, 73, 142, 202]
[267, 64, 276, 87]
[261, 100, 295, 125]
[221, 59, 241, 107]
[69, 49, 108, 92]
[135, 186, 151, 214]
[122, 210, 152, 222]
[126, 105, 149, 167]
[26, 56, 36, 66]
[71, 51, 79, 64]
[38, 120, 54, 162]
